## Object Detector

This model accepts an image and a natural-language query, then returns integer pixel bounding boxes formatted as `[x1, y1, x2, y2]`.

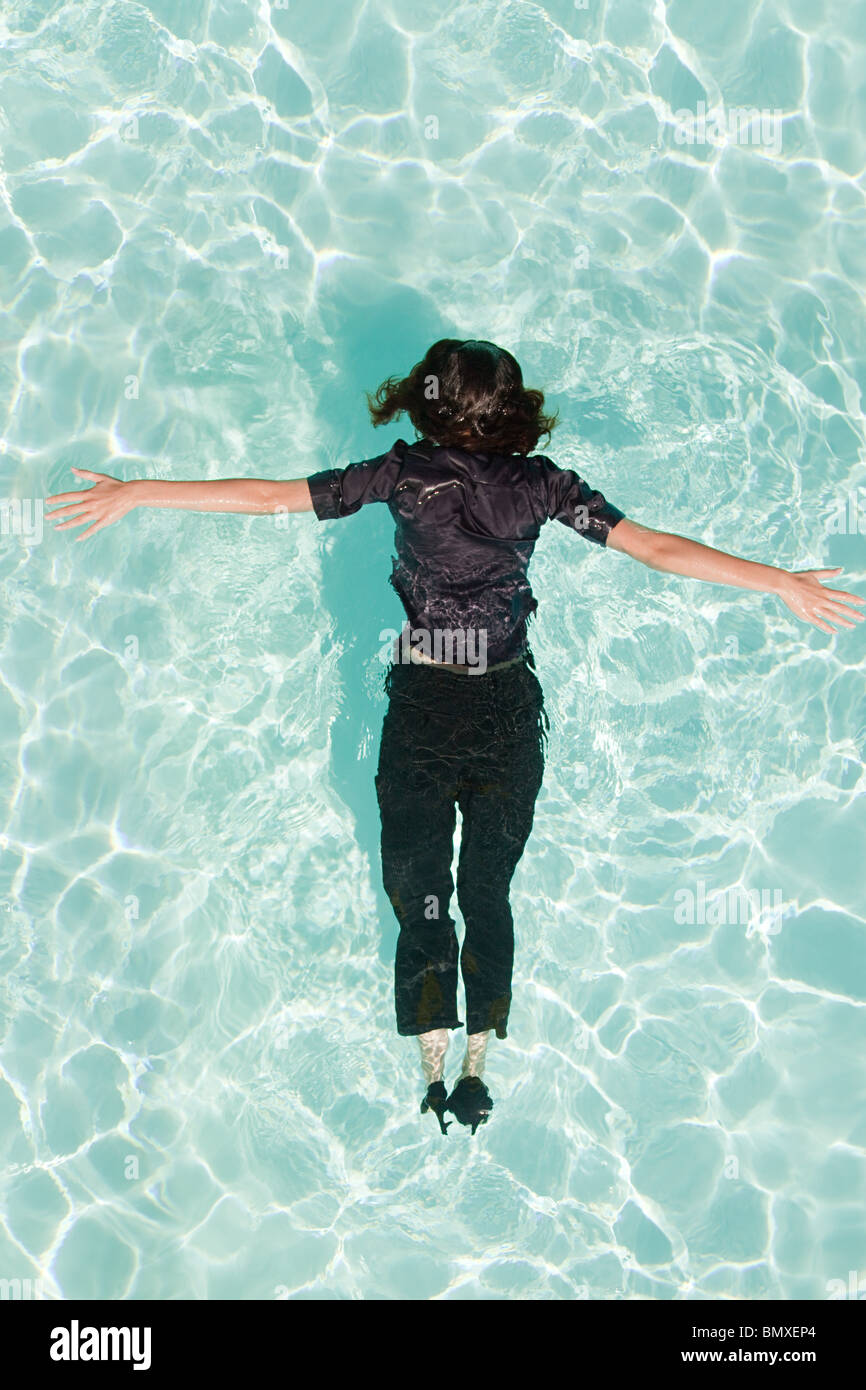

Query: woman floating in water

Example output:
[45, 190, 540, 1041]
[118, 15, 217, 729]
[47, 339, 864, 1137]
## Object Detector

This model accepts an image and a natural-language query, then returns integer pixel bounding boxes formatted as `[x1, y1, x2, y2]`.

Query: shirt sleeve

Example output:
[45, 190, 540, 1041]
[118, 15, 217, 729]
[306, 440, 407, 520]
[539, 457, 625, 546]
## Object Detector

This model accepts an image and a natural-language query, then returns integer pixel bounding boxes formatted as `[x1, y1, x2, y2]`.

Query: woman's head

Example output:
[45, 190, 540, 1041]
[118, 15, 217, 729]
[366, 339, 558, 455]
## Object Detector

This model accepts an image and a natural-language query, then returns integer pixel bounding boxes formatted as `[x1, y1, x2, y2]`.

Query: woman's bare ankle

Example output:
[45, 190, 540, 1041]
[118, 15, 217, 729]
[460, 1029, 490, 1079]
[417, 1028, 449, 1084]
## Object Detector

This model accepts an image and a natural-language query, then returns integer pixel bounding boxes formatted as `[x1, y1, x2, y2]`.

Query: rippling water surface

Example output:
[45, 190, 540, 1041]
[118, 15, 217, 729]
[1, 0, 865, 1300]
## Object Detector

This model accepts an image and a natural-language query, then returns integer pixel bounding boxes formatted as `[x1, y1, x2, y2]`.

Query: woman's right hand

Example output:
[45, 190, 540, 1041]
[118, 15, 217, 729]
[776, 568, 865, 632]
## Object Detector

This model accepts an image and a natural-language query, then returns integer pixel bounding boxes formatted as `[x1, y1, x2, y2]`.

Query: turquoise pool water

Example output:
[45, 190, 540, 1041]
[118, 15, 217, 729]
[1, 0, 865, 1301]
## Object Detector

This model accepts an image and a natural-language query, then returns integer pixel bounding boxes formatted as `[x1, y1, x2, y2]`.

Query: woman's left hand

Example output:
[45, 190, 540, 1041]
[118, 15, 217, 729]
[46, 467, 139, 541]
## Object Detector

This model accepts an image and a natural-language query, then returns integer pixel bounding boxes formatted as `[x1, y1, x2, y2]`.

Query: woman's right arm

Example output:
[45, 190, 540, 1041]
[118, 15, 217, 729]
[606, 517, 864, 633]
[47, 467, 314, 541]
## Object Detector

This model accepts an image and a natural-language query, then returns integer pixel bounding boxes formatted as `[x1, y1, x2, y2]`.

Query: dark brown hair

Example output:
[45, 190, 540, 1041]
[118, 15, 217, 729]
[365, 339, 558, 455]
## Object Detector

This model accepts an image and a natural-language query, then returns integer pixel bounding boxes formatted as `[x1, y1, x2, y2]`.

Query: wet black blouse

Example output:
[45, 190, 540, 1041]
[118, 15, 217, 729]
[306, 437, 625, 665]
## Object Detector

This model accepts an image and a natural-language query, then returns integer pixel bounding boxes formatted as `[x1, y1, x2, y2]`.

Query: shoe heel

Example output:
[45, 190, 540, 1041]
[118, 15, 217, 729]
[444, 1076, 494, 1135]
[421, 1081, 452, 1135]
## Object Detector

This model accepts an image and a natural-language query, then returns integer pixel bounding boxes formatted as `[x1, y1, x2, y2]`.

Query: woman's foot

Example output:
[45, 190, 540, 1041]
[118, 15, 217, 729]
[420, 1080, 452, 1134]
[444, 1075, 494, 1135]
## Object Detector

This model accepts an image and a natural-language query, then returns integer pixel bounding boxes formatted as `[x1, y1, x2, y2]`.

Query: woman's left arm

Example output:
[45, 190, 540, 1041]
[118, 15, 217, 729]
[46, 467, 314, 541]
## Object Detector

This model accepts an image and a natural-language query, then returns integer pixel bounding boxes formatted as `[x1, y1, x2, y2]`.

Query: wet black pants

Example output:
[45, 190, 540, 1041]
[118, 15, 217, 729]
[374, 651, 547, 1040]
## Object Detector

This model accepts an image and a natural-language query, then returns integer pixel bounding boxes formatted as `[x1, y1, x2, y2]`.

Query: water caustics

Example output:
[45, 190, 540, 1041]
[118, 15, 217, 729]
[0, 0, 865, 1300]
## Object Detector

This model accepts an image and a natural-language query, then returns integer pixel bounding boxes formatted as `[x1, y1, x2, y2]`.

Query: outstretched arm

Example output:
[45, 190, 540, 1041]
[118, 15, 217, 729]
[606, 518, 864, 634]
[46, 468, 314, 541]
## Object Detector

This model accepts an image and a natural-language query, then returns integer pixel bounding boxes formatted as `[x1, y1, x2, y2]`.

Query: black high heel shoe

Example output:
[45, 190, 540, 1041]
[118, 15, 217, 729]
[420, 1080, 452, 1134]
[444, 1075, 494, 1135]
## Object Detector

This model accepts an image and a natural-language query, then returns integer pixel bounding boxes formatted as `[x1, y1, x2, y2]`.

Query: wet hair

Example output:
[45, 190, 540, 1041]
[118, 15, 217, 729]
[365, 338, 559, 456]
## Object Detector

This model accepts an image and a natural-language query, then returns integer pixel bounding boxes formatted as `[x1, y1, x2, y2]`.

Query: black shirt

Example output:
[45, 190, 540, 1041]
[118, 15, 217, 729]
[306, 438, 625, 665]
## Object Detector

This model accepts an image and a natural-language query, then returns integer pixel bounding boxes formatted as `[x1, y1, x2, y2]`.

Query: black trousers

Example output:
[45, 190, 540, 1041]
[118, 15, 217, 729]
[374, 649, 548, 1040]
